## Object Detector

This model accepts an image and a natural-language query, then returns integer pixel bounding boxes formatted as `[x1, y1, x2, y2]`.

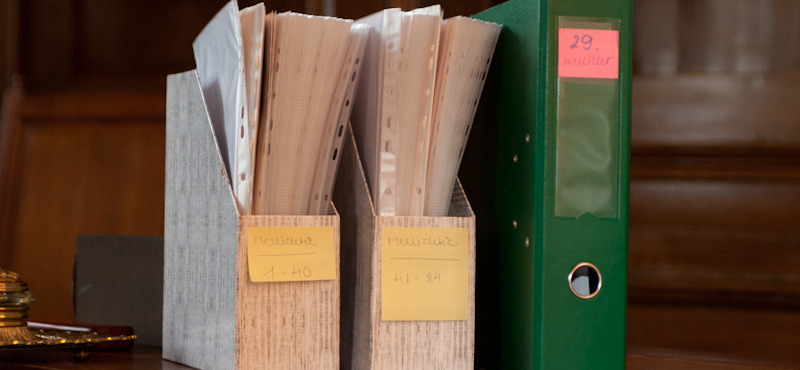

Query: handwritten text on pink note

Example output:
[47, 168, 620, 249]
[558, 29, 619, 79]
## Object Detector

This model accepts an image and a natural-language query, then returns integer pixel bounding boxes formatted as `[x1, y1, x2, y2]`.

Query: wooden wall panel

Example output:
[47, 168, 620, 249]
[18, 0, 76, 91]
[336, 0, 388, 19]
[2, 92, 165, 322]
[434, 0, 497, 17]
[1, 0, 21, 93]
[15, 0, 502, 93]
[629, 180, 800, 234]
[632, 73, 800, 149]
[337, 0, 497, 21]
[678, 0, 800, 73]
[629, 72, 800, 364]
[634, 0, 800, 74]
[628, 180, 800, 309]
[628, 305, 800, 368]
[0, 86, 23, 267]
[18, 0, 307, 92]
[629, 2, 800, 364]
[633, 0, 679, 74]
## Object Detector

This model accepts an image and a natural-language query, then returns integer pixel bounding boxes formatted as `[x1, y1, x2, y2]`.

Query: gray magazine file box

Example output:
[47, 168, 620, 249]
[163, 70, 340, 370]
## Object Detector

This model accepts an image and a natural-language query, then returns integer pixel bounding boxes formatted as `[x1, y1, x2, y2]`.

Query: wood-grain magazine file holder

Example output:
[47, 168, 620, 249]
[334, 130, 476, 370]
[163, 70, 340, 370]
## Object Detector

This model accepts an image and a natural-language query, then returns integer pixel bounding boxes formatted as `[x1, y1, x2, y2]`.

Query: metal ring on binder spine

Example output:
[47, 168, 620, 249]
[567, 262, 602, 299]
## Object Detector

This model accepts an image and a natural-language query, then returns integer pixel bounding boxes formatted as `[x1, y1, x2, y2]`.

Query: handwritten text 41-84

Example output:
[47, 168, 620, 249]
[393, 271, 443, 285]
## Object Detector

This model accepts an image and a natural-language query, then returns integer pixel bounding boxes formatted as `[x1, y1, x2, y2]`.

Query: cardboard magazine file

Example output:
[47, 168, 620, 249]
[163, 70, 340, 370]
[334, 131, 476, 370]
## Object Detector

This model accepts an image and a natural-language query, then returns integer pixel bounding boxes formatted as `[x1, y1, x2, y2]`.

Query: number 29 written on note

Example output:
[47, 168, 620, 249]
[570, 33, 594, 51]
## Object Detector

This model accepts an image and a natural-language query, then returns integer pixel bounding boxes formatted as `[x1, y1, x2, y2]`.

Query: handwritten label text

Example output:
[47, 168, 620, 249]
[386, 235, 459, 248]
[558, 28, 619, 79]
[381, 227, 470, 321]
[251, 235, 318, 247]
[246, 226, 336, 282]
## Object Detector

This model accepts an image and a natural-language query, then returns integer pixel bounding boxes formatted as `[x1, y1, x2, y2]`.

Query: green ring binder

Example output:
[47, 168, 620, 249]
[469, 0, 632, 368]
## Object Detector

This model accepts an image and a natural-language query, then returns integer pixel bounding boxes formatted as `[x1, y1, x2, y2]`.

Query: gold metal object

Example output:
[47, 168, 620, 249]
[0, 268, 136, 350]
[0, 268, 38, 343]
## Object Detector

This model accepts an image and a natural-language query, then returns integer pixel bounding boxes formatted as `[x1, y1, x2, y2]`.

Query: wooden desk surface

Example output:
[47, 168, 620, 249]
[0, 347, 793, 370]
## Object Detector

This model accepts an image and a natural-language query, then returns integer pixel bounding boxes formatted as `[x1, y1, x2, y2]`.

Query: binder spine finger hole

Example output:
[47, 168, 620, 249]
[568, 262, 602, 299]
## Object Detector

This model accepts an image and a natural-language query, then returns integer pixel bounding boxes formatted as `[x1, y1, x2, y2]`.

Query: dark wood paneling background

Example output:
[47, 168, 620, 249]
[1, 0, 799, 366]
[629, 0, 800, 366]
[0, 90, 167, 322]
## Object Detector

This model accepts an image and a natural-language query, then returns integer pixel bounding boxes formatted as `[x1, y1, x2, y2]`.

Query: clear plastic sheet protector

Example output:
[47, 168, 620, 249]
[424, 17, 500, 217]
[393, 6, 441, 217]
[258, 13, 353, 215]
[239, 3, 266, 215]
[352, 6, 441, 216]
[351, 9, 394, 215]
[307, 25, 369, 215]
[192, 0, 250, 214]
[251, 12, 276, 215]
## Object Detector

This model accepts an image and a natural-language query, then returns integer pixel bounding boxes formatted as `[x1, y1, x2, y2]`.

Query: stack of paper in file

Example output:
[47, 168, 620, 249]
[425, 16, 501, 216]
[351, 7, 501, 216]
[192, 0, 368, 216]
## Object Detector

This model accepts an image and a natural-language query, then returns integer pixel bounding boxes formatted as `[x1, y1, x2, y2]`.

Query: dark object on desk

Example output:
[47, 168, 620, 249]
[74, 235, 163, 347]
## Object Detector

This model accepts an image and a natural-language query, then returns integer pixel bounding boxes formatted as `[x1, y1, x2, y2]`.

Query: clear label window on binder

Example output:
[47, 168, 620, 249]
[555, 16, 621, 219]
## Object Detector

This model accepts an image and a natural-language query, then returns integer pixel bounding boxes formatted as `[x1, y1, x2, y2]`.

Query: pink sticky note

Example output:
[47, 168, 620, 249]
[558, 29, 619, 79]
